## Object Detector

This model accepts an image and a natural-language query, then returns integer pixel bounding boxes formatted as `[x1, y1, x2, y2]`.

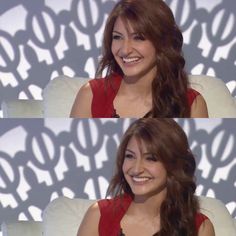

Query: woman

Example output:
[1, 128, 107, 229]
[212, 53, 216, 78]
[77, 118, 215, 236]
[70, 0, 208, 118]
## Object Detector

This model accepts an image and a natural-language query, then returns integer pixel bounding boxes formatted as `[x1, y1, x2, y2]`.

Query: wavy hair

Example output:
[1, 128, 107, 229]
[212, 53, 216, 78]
[96, 0, 190, 117]
[107, 118, 199, 236]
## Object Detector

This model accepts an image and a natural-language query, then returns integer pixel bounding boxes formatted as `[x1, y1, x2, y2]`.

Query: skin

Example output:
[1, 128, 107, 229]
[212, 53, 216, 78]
[111, 18, 157, 84]
[198, 219, 215, 236]
[77, 202, 100, 236]
[70, 82, 93, 118]
[122, 136, 167, 201]
[76, 202, 215, 236]
[70, 17, 209, 118]
[190, 95, 208, 118]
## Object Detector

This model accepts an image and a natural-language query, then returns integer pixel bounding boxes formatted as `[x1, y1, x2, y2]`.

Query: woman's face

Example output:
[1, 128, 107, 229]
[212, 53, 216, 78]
[111, 17, 157, 80]
[122, 136, 167, 199]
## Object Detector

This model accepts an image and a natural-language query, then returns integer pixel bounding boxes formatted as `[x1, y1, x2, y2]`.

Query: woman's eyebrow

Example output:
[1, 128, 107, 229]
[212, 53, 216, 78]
[143, 152, 156, 157]
[112, 30, 123, 35]
[125, 149, 135, 154]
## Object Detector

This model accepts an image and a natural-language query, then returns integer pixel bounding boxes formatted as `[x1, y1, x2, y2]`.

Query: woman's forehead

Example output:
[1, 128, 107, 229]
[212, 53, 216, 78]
[113, 16, 138, 34]
[126, 135, 153, 152]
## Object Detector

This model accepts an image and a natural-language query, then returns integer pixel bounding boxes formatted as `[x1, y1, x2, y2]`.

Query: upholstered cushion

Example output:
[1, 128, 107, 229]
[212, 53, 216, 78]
[42, 196, 236, 236]
[42, 197, 96, 236]
[1, 100, 43, 118]
[43, 75, 88, 117]
[189, 75, 236, 117]
[1, 221, 42, 236]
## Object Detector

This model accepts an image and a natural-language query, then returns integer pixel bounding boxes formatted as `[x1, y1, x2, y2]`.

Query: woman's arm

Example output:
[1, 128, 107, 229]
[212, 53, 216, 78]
[77, 202, 100, 236]
[198, 219, 215, 236]
[190, 95, 209, 118]
[70, 82, 93, 118]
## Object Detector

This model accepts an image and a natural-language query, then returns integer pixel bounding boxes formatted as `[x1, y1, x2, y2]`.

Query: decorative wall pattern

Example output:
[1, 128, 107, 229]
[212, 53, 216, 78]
[0, 0, 235, 114]
[0, 118, 235, 225]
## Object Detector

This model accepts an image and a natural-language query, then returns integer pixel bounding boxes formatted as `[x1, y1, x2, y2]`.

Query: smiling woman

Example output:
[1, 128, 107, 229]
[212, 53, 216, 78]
[111, 17, 157, 86]
[70, 0, 208, 118]
[77, 118, 215, 236]
[122, 136, 167, 199]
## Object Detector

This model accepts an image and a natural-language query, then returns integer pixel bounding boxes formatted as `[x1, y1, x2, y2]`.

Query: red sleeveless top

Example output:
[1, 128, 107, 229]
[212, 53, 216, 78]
[98, 194, 208, 236]
[89, 74, 200, 118]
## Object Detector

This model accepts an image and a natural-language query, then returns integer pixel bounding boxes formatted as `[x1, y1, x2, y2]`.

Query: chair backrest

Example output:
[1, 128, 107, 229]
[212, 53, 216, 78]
[42, 197, 96, 236]
[42, 196, 236, 236]
[43, 75, 88, 117]
[188, 75, 236, 117]
[198, 196, 236, 236]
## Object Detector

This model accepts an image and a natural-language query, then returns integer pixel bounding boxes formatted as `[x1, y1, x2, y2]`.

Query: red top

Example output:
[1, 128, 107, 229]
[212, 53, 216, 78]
[98, 194, 209, 236]
[89, 74, 200, 117]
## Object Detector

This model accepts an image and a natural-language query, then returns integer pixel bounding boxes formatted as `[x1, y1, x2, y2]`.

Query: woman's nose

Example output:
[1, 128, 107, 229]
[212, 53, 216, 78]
[131, 159, 144, 174]
[120, 39, 133, 55]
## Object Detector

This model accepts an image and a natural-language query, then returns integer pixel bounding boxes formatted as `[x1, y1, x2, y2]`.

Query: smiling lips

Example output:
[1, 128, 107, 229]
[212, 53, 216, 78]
[132, 176, 152, 184]
[122, 57, 141, 64]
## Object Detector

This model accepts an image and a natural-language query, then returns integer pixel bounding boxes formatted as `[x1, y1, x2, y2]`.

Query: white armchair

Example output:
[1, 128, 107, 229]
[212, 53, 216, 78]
[1, 75, 236, 118]
[1, 196, 236, 236]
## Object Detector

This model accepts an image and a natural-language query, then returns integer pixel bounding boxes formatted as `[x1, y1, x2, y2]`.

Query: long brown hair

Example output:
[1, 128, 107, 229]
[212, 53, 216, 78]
[96, 0, 190, 117]
[107, 118, 199, 236]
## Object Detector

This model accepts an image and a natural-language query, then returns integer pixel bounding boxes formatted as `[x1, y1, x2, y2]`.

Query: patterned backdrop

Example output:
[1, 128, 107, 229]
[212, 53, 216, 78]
[0, 118, 235, 225]
[0, 0, 236, 116]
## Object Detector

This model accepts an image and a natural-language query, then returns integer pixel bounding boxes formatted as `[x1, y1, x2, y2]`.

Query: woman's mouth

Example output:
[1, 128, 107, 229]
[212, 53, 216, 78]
[122, 57, 142, 64]
[131, 176, 152, 184]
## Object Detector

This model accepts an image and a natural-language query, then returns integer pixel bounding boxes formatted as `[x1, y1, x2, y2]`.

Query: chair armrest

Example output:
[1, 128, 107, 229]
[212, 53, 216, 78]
[1, 100, 43, 118]
[1, 221, 43, 236]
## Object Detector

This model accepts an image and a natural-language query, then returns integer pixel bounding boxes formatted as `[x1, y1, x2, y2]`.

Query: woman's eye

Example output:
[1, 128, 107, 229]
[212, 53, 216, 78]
[112, 35, 122, 40]
[124, 153, 134, 159]
[133, 34, 145, 41]
[146, 155, 158, 162]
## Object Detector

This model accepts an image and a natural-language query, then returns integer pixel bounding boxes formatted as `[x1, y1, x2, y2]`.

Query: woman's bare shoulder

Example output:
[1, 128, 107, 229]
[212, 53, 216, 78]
[77, 202, 100, 236]
[190, 94, 209, 118]
[70, 82, 93, 118]
[84, 202, 100, 218]
[198, 219, 215, 236]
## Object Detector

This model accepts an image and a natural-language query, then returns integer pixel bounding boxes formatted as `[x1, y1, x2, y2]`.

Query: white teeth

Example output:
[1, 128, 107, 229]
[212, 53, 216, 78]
[122, 57, 140, 63]
[132, 177, 150, 182]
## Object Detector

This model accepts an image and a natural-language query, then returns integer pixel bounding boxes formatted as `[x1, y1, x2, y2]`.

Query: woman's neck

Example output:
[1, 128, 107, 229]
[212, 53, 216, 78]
[129, 190, 167, 218]
[121, 72, 155, 99]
